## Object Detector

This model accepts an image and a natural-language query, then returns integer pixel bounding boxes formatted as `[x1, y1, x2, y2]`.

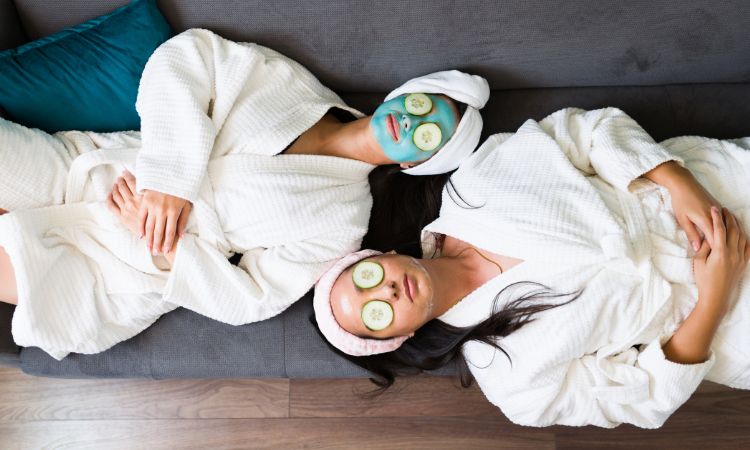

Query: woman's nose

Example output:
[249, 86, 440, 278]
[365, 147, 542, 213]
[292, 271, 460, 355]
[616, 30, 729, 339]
[378, 280, 400, 301]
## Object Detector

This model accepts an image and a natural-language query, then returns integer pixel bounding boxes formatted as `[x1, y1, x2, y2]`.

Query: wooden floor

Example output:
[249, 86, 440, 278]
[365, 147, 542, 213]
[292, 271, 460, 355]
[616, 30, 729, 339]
[0, 367, 748, 449]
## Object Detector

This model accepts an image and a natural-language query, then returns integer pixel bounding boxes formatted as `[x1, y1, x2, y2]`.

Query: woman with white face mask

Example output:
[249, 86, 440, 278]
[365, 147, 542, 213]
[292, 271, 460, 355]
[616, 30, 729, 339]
[0, 28, 489, 360]
[314, 107, 750, 429]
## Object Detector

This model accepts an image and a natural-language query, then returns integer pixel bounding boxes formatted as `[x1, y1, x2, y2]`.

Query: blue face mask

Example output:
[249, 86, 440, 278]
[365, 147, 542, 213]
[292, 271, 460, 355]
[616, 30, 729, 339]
[370, 94, 459, 164]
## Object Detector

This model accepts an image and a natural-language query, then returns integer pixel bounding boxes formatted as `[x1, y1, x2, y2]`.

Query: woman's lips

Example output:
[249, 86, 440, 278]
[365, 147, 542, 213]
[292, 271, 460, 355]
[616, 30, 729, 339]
[386, 114, 400, 142]
[403, 274, 414, 303]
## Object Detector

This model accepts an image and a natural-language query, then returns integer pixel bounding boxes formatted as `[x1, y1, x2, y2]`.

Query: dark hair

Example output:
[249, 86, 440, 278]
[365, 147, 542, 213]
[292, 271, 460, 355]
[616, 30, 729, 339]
[316, 168, 582, 393]
[362, 165, 451, 257]
[313, 281, 580, 392]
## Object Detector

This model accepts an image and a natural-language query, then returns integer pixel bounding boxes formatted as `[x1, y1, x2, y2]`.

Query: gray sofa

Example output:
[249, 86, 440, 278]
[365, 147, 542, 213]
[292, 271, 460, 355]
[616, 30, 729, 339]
[1, 0, 749, 378]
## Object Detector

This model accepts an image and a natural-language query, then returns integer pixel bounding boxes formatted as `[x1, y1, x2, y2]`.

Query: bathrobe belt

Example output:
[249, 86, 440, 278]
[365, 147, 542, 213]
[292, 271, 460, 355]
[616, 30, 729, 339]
[591, 188, 675, 404]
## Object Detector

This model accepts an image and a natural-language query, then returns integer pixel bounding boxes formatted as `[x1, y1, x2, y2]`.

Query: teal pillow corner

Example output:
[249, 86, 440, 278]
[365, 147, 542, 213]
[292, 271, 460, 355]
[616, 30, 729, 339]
[0, 0, 173, 133]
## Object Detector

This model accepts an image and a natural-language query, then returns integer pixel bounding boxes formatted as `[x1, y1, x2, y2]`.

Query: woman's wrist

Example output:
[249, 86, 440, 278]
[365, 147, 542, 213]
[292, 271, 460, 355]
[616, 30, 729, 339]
[642, 160, 689, 190]
[696, 290, 730, 318]
[662, 294, 725, 364]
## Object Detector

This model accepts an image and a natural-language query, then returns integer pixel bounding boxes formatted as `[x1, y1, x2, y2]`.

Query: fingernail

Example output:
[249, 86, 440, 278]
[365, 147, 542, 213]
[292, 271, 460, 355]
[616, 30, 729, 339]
[692, 240, 699, 251]
[712, 206, 718, 212]
[164, 246, 171, 253]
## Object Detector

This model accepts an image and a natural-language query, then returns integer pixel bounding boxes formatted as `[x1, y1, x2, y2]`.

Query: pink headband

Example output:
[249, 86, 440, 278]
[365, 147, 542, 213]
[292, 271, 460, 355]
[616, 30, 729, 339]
[313, 249, 410, 356]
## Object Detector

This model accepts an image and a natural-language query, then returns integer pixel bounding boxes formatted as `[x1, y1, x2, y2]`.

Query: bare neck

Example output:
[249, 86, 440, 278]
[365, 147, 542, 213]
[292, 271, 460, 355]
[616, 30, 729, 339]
[287, 114, 393, 165]
[419, 249, 498, 319]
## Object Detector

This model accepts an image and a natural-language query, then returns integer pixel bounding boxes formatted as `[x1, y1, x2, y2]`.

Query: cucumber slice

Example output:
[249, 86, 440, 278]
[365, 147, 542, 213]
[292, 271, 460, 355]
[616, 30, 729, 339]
[361, 300, 394, 331]
[352, 261, 384, 289]
[413, 123, 442, 152]
[404, 93, 432, 116]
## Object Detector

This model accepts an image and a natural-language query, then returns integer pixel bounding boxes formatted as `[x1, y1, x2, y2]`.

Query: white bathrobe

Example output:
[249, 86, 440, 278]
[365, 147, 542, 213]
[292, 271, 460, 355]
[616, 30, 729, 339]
[0, 29, 373, 360]
[422, 108, 750, 428]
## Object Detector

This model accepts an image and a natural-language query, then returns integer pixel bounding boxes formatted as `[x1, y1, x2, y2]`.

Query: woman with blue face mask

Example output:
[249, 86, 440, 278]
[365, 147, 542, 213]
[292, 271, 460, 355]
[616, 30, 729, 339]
[370, 94, 461, 169]
[0, 28, 489, 360]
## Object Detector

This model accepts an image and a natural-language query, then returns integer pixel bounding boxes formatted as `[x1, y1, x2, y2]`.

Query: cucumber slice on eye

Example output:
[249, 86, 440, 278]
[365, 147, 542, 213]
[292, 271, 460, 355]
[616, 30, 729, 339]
[404, 93, 432, 116]
[352, 261, 384, 289]
[361, 300, 394, 331]
[413, 123, 442, 152]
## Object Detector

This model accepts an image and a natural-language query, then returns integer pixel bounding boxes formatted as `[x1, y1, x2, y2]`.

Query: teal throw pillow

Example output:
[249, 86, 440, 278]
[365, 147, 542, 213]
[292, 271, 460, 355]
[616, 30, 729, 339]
[0, 0, 173, 132]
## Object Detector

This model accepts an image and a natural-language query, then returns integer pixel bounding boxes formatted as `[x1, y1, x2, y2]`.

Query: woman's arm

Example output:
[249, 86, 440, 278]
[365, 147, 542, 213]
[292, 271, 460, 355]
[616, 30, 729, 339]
[664, 206, 750, 363]
[108, 173, 350, 324]
[643, 161, 721, 252]
[661, 298, 724, 364]
[135, 28, 261, 254]
[539, 108, 723, 253]
[163, 233, 356, 325]
[539, 107, 685, 193]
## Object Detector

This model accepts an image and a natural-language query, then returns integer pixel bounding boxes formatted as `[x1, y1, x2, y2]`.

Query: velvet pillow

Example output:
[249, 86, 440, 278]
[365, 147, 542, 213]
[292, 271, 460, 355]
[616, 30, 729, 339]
[0, 0, 172, 132]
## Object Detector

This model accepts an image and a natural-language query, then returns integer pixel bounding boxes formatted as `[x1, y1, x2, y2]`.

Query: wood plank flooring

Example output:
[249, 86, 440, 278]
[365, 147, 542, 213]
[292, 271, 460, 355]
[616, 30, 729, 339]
[0, 367, 748, 449]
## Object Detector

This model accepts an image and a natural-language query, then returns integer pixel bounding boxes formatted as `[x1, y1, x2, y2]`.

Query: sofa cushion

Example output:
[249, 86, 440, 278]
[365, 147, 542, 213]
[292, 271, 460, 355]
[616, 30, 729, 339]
[13, 0, 750, 91]
[20, 308, 286, 378]
[0, 0, 172, 132]
[0, 303, 19, 365]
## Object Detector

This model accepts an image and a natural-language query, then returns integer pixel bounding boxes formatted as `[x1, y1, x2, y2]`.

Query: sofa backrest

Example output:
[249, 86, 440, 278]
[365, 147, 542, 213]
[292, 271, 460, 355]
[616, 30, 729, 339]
[10, 0, 750, 92]
[0, 0, 25, 50]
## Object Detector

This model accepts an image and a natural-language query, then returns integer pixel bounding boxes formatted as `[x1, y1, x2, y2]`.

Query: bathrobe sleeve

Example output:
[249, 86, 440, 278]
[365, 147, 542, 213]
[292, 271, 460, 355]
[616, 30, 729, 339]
[161, 233, 356, 325]
[464, 338, 715, 428]
[538, 107, 686, 193]
[464, 323, 716, 429]
[135, 28, 259, 202]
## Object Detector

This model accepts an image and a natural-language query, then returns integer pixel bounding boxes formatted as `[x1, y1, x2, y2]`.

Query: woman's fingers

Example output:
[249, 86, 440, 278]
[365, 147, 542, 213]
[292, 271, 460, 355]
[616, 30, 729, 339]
[694, 214, 713, 244]
[163, 213, 178, 254]
[112, 183, 125, 208]
[177, 203, 191, 239]
[679, 217, 702, 252]
[116, 179, 131, 204]
[116, 177, 132, 200]
[144, 212, 156, 252]
[711, 206, 726, 250]
[106, 192, 119, 214]
[152, 214, 166, 255]
[122, 170, 137, 195]
[138, 204, 148, 240]
[693, 238, 711, 261]
[725, 208, 740, 248]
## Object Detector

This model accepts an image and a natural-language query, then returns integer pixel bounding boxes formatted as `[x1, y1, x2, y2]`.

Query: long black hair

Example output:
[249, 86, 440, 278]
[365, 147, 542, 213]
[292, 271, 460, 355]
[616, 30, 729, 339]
[313, 282, 580, 391]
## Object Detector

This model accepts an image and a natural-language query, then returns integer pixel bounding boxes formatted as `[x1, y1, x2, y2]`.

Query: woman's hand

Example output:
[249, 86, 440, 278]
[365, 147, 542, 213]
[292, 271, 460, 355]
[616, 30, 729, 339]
[644, 161, 721, 252]
[692, 207, 750, 316]
[106, 171, 192, 257]
[106, 171, 145, 238]
[138, 188, 191, 255]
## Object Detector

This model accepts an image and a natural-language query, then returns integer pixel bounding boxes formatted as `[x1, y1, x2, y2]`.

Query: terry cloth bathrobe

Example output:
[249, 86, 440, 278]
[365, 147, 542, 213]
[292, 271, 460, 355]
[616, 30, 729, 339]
[421, 107, 750, 428]
[0, 28, 373, 360]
